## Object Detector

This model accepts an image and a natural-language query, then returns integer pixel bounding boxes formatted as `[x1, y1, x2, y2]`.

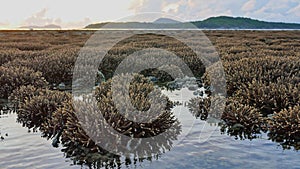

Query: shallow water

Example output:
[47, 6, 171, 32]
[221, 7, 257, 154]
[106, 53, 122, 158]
[0, 88, 299, 169]
[0, 113, 80, 169]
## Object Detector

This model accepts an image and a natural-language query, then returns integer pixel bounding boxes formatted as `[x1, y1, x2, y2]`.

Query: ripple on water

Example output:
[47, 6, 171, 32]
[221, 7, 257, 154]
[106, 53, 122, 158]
[1, 87, 300, 169]
[141, 88, 300, 169]
[0, 113, 80, 169]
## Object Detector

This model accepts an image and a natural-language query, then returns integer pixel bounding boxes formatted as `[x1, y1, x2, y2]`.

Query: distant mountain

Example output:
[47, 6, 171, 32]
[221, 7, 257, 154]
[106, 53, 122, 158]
[85, 22, 189, 29]
[85, 18, 181, 29]
[191, 16, 300, 29]
[85, 16, 300, 29]
[153, 18, 181, 24]
[20, 24, 61, 29]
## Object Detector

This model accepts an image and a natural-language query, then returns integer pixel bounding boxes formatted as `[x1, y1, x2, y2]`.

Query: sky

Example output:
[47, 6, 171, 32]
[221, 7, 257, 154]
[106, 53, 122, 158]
[0, 0, 299, 29]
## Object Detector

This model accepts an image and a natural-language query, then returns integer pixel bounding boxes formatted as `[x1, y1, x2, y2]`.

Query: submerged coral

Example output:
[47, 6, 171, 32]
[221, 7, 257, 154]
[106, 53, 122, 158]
[235, 80, 299, 116]
[1, 30, 300, 168]
[220, 99, 265, 140]
[188, 97, 265, 140]
[14, 73, 181, 166]
[268, 105, 300, 150]
[188, 96, 224, 120]
[80, 74, 181, 157]
[16, 89, 70, 132]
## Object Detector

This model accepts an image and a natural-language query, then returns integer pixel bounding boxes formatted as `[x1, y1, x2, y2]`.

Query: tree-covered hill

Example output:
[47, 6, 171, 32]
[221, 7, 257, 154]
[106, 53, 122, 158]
[85, 16, 300, 29]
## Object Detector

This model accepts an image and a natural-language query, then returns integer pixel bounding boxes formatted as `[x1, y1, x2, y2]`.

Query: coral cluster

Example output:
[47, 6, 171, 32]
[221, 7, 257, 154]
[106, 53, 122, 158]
[1, 30, 300, 168]
[197, 31, 300, 148]
[10, 73, 180, 166]
[268, 106, 300, 150]
[220, 99, 266, 140]
[0, 66, 48, 98]
[188, 96, 224, 120]
[14, 87, 70, 131]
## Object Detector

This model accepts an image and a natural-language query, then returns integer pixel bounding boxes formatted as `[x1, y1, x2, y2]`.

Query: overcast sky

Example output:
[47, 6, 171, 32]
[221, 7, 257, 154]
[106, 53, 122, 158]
[0, 0, 299, 28]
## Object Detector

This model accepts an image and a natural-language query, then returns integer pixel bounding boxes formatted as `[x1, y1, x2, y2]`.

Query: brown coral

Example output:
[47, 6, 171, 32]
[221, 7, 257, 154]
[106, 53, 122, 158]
[268, 105, 300, 150]
[220, 99, 265, 140]
[0, 66, 48, 98]
[16, 89, 71, 131]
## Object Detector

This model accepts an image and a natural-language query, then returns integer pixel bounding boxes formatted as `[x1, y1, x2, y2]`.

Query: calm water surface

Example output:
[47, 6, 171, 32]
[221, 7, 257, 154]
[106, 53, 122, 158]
[0, 88, 299, 169]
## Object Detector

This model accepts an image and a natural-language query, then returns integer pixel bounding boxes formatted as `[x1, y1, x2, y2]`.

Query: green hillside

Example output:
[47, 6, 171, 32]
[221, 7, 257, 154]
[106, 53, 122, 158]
[85, 16, 300, 29]
[191, 16, 300, 29]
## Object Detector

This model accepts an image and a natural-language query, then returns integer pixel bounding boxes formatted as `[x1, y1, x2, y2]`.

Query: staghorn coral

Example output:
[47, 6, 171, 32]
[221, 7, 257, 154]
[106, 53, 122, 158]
[222, 56, 300, 96]
[49, 100, 123, 167]
[198, 45, 300, 97]
[8, 85, 47, 111]
[43, 74, 181, 165]
[0, 66, 48, 98]
[94, 74, 178, 137]
[188, 96, 225, 120]
[188, 97, 208, 120]
[0, 48, 51, 66]
[99, 33, 206, 80]
[3, 47, 79, 84]
[268, 105, 300, 150]
[0, 30, 300, 166]
[16, 89, 71, 131]
[188, 97, 265, 140]
[0, 48, 26, 65]
[9, 73, 181, 164]
[220, 99, 265, 140]
[235, 80, 300, 116]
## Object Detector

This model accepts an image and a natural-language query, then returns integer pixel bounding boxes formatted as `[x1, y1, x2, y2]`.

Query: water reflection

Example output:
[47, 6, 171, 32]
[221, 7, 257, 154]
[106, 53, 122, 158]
[0, 98, 14, 114]
[52, 97, 181, 169]
[6, 74, 181, 168]
[187, 96, 267, 140]
[1, 75, 299, 169]
[186, 88, 300, 150]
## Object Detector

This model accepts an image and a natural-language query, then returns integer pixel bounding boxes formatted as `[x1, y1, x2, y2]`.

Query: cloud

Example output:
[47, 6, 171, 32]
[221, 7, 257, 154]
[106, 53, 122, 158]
[22, 8, 92, 28]
[129, 0, 163, 13]
[64, 17, 92, 28]
[23, 8, 56, 26]
[3, 0, 299, 28]
[128, 0, 300, 23]
[172, 0, 242, 20]
[129, 0, 145, 13]
[242, 0, 256, 12]
[162, 3, 180, 13]
[0, 21, 10, 28]
[129, 0, 245, 21]
[245, 0, 300, 22]
[287, 4, 300, 17]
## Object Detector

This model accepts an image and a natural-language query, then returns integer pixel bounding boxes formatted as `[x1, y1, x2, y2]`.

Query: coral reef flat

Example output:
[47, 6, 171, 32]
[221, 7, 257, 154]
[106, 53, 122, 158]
[0, 30, 299, 168]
